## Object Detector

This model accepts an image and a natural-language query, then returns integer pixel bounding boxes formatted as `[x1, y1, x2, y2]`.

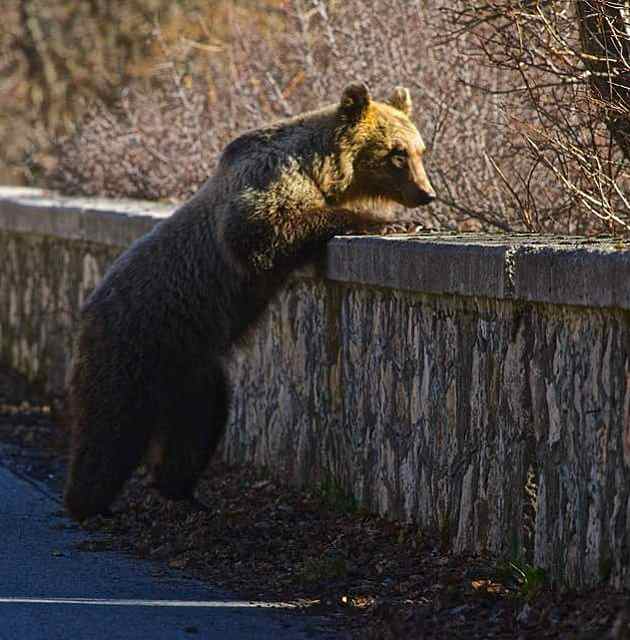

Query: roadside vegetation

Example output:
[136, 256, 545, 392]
[4, 1, 630, 234]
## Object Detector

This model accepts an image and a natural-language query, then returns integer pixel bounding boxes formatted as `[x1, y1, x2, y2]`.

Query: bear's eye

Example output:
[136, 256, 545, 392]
[389, 149, 408, 169]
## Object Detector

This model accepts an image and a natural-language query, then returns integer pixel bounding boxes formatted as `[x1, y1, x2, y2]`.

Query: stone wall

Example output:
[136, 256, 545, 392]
[1, 187, 629, 589]
[0, 188, 172, 396]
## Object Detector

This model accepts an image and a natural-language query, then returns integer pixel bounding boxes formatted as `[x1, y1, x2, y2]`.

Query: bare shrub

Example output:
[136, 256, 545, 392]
[46, 1, 504, 231]
[441, 0, 630, 234]
[1, 0, 281, 185]
[1, 0, 178, 184]
[47, 89, 215, 202]
[46, 0, 630, 234]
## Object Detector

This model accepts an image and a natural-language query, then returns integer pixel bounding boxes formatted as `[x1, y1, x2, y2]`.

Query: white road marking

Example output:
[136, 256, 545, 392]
[0, 597, 298, 609]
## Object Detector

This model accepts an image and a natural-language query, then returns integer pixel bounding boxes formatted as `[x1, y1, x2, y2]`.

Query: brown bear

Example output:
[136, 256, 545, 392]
[64, 83, 435, 520]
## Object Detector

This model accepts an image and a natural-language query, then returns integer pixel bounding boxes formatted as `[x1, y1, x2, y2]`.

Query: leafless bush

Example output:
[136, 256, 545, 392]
[45, 0, 288, 202]
[1, 0, 281, 185]
[441, 0, 630, 234]
[46, 1, 505, 231]
[45, 0, 630, 234]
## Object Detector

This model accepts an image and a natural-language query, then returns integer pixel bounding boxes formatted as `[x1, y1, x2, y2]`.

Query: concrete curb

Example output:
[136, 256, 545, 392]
[0, 187, 173, 248]
[327, 234, 630, 310]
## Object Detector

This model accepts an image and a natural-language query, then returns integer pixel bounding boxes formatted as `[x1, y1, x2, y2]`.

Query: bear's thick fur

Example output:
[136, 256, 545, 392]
[64, 83, 435, 520]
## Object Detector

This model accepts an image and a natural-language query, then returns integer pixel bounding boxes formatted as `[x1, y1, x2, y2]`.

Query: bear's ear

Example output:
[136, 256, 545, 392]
[339, 82, 371, 121]
[388, 86, 412, 116]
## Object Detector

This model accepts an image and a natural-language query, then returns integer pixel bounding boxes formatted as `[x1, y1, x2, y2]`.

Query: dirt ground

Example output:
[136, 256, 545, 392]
[1, 373, 629, 639]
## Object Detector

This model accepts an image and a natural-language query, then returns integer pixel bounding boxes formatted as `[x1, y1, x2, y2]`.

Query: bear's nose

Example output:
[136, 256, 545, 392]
[416, 189, 436, 206]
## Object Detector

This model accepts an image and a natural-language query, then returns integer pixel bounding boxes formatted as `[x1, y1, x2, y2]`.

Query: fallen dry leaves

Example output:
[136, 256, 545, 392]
[1, 388, 629, 639]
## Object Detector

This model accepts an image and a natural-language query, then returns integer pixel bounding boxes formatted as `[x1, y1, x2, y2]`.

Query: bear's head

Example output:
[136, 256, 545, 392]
[334, 82, 435, 213]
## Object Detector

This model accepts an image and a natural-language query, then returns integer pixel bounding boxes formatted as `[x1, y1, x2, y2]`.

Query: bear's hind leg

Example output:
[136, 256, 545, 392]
[150, 366, 230, 503]
[64, 409, 154, 520]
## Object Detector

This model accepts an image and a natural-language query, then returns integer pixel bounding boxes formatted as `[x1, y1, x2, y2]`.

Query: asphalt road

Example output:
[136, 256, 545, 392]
[0, 463, 342, 640]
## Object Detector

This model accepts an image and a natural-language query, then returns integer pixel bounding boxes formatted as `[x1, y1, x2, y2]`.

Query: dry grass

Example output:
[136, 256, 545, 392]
[0, 0, 280, 184]
[1, 0, 172, 184]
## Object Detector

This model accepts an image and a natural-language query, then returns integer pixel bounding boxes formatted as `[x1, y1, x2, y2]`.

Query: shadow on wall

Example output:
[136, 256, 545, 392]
[0, 365, 47, 407]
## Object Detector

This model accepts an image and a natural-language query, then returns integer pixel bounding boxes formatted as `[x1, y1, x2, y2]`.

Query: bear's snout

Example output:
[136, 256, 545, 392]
[415, 188, 436, 206]
[402, 183, 436, 207]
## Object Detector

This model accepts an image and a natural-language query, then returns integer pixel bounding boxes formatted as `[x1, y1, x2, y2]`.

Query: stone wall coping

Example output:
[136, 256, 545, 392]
[1, 186, 629, 310]
[0, 187, 174, 248]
